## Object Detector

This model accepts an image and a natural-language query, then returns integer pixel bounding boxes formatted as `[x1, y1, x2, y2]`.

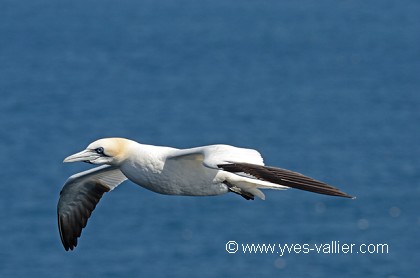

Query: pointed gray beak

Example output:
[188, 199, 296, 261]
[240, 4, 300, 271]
[63, 149, 99, 163]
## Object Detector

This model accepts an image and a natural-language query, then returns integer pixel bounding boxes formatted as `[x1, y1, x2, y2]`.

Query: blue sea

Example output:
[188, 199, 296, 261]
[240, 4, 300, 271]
[0, 0, 419, 277]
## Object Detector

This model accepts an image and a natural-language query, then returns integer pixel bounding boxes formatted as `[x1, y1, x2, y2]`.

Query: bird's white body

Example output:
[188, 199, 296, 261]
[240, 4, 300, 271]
[121, 147, 227, 196]
[116, 140, 271, 197]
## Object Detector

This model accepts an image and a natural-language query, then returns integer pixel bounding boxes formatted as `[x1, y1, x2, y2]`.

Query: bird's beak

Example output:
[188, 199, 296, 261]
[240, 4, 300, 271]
[63, 149, 99, 163]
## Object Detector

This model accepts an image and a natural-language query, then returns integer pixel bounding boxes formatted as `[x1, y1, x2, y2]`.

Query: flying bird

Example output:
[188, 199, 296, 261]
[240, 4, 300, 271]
[58, 138, 353, 250]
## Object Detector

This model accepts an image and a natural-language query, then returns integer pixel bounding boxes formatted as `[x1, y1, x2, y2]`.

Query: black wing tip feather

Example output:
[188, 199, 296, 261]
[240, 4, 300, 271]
[57, 182, 110, 251]
[58, 212, 79, 251]
[218, 163, 355, 199]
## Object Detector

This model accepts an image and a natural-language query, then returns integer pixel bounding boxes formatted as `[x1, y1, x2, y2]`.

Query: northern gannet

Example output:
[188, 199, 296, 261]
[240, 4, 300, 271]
[58, 138, 353, 250]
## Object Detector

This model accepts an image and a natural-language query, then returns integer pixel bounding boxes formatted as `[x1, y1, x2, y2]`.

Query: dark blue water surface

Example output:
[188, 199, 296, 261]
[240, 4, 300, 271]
[1, 0, 419, 277]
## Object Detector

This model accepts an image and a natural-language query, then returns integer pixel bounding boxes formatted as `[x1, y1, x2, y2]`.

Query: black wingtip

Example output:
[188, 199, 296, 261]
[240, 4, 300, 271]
[57, 179, 112, 252]
[219, 163, 354, 199]
[322, 191, 354, 199]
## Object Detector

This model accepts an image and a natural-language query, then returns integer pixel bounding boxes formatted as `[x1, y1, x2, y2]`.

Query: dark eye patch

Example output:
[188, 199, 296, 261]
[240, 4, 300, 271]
[95, 147, 104, 154]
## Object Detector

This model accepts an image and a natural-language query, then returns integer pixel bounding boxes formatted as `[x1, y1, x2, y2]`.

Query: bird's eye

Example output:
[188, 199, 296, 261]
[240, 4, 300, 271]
[95, 147, 104, 154]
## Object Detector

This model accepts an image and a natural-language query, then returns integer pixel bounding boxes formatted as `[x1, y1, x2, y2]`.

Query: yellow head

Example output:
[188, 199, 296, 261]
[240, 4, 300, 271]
[63, 138, 132, 166]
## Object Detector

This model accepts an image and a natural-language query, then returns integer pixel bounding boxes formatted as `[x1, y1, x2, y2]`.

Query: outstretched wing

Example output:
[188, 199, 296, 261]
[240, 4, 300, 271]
[57, 165, 127, 251]
[218, 163, 354, 198]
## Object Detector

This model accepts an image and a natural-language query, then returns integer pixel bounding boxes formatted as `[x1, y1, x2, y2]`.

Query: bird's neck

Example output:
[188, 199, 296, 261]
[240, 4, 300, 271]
[122, 142, 176, 172]
[118, 143, 176, 186]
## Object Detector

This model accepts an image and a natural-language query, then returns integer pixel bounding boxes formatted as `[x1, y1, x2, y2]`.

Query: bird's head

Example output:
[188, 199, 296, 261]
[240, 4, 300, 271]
[63, 138, 131, 166]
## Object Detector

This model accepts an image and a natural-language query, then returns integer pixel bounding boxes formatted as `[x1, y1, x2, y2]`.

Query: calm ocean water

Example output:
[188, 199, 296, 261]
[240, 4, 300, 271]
[0, 0, 419, 277]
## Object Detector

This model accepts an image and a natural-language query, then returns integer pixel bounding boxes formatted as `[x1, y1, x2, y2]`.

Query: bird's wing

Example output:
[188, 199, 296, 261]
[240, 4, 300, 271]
[57, 165, 127, 251]
[167, 144, 264, 168]
[218, 163, 354, 198]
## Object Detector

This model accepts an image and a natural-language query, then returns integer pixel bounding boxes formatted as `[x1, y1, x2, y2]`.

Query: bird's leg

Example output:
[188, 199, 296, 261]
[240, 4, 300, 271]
[224, 181, 255, 200]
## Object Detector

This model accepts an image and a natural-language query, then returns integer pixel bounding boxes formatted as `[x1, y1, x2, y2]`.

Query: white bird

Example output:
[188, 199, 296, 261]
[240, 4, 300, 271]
[58, 138, 353, 250]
